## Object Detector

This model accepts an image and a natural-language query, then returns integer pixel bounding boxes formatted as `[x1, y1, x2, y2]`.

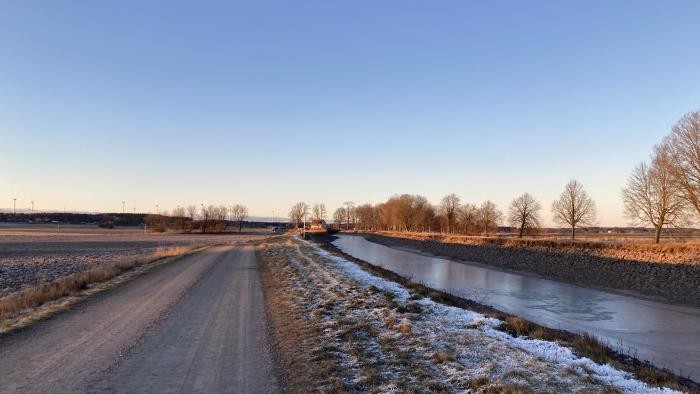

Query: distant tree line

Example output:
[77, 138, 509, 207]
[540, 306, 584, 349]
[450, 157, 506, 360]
[318, 182, 599, 239]
[0, 212, 145, 226]
[1, 204, 250, 234]
[328, 194, 510, 235]
[150, 204, 249, 233]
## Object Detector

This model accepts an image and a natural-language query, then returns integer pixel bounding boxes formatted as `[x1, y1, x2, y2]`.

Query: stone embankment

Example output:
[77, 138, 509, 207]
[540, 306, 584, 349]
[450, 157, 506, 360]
[362, 232, 700, 307]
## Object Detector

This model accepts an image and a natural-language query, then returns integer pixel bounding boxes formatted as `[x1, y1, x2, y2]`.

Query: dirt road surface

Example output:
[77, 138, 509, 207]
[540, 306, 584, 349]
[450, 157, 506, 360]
[0, 242, 281, 393]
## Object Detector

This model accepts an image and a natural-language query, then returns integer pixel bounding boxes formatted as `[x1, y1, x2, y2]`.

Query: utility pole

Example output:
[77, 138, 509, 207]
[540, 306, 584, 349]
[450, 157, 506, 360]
[12, 198, 17, 215]
[122, 201, 126, 214]
[30, 200, 35, 212]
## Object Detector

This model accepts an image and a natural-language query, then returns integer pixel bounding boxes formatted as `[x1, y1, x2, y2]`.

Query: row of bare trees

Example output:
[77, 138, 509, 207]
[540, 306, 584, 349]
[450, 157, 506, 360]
[621, 109, 700, 242]
[285, 178, 600, 239]
[329, 194, 505, 235]
[314, 179, 600, 240]
[146, 204, 249, 233]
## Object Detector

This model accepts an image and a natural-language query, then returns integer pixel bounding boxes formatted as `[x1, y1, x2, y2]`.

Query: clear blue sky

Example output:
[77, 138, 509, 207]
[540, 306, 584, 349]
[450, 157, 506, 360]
[2, 1, 699, 226]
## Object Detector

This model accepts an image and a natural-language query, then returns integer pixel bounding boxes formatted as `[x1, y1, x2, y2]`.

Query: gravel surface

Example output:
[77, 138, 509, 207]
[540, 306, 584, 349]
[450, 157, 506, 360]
[0, 239, 280, 393]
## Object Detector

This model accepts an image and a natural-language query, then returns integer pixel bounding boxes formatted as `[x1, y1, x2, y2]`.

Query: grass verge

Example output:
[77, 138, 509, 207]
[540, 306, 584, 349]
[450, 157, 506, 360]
[0, 246, 201, 333]
[307, 232, 699, 393]
[256, 237, 350, 392]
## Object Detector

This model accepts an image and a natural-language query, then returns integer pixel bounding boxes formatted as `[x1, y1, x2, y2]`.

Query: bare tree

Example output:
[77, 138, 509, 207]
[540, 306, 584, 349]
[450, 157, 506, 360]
[663, 109, 700, 216]
[439, 193, 460, 233]
[201, 205, 225, 232]
[622, 146, 691, 243]
[355, 203, 378, 231]
[145, 214, 166, 233]
[230, 204, 249, 233]
[411, 196, 432, 232]
[476, 200, 502, 234]
[311, 203, 327, 223]
[551, 180, 596, 240]
[458, 203, 478, 234]
[200, 205, 213, 233]
[393, 194, 416, 231]
[289, 202, 309, 229]
[216, 205, 228, 231]
[508, 193, 542, 238]
[172, 206, 187, 232]
[343, 201, 355, 230]
[186, 205, 198, 232]
[333, 207, 347, 230]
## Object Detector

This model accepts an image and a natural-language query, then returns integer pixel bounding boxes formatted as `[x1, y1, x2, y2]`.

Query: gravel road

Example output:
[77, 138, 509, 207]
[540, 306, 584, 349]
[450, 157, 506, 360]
[0, 241, 281, 393]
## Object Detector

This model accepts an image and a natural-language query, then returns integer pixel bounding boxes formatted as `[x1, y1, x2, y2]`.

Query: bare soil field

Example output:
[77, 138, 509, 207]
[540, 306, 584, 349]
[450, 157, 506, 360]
[0, 224, 250, 297]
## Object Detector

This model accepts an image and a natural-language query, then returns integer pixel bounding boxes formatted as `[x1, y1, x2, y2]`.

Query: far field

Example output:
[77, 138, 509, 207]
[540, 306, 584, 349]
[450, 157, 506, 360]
[0, 224, 263, 297]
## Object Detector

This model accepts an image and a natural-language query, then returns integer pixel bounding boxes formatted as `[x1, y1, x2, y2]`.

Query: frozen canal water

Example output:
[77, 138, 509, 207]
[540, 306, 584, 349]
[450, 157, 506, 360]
[333, 234, 700, 379]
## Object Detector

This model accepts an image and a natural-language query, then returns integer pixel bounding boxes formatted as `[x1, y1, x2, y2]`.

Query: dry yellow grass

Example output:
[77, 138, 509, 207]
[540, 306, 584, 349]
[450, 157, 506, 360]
[0, 246, 194, 321]
[371, 230, 700, 264]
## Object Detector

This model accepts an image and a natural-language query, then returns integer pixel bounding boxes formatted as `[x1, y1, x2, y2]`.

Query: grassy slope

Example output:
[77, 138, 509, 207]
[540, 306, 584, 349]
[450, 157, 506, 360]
[258, 235, 697, 393]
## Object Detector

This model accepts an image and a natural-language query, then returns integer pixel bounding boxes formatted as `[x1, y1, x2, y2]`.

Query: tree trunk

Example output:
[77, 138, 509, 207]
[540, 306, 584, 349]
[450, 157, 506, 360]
[239, 221, 243, 233]
[519, 224, 524, 238]
[571, 225, 575, 240]
[655, 226, 661, 243]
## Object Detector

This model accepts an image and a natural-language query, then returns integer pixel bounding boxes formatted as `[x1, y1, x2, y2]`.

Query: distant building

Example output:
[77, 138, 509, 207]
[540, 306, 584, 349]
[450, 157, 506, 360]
[309, 219, 327, 230]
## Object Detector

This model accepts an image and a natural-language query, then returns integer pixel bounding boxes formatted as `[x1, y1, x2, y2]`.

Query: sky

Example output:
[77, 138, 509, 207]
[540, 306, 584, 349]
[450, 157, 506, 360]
[1, 1, 699, 226]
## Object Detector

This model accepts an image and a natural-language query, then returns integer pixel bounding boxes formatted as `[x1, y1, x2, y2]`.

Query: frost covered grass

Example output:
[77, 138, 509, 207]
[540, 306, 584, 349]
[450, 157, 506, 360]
[258, 237, 682, 393]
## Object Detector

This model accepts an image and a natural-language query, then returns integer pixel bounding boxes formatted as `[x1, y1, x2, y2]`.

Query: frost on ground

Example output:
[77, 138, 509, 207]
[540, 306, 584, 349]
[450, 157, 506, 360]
[258, 237, 679, 393]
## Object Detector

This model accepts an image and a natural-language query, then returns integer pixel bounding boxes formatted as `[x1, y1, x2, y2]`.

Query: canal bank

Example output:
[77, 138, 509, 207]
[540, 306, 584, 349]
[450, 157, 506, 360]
[312, 235, 698, 390]
[362, 232, 700, 308]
